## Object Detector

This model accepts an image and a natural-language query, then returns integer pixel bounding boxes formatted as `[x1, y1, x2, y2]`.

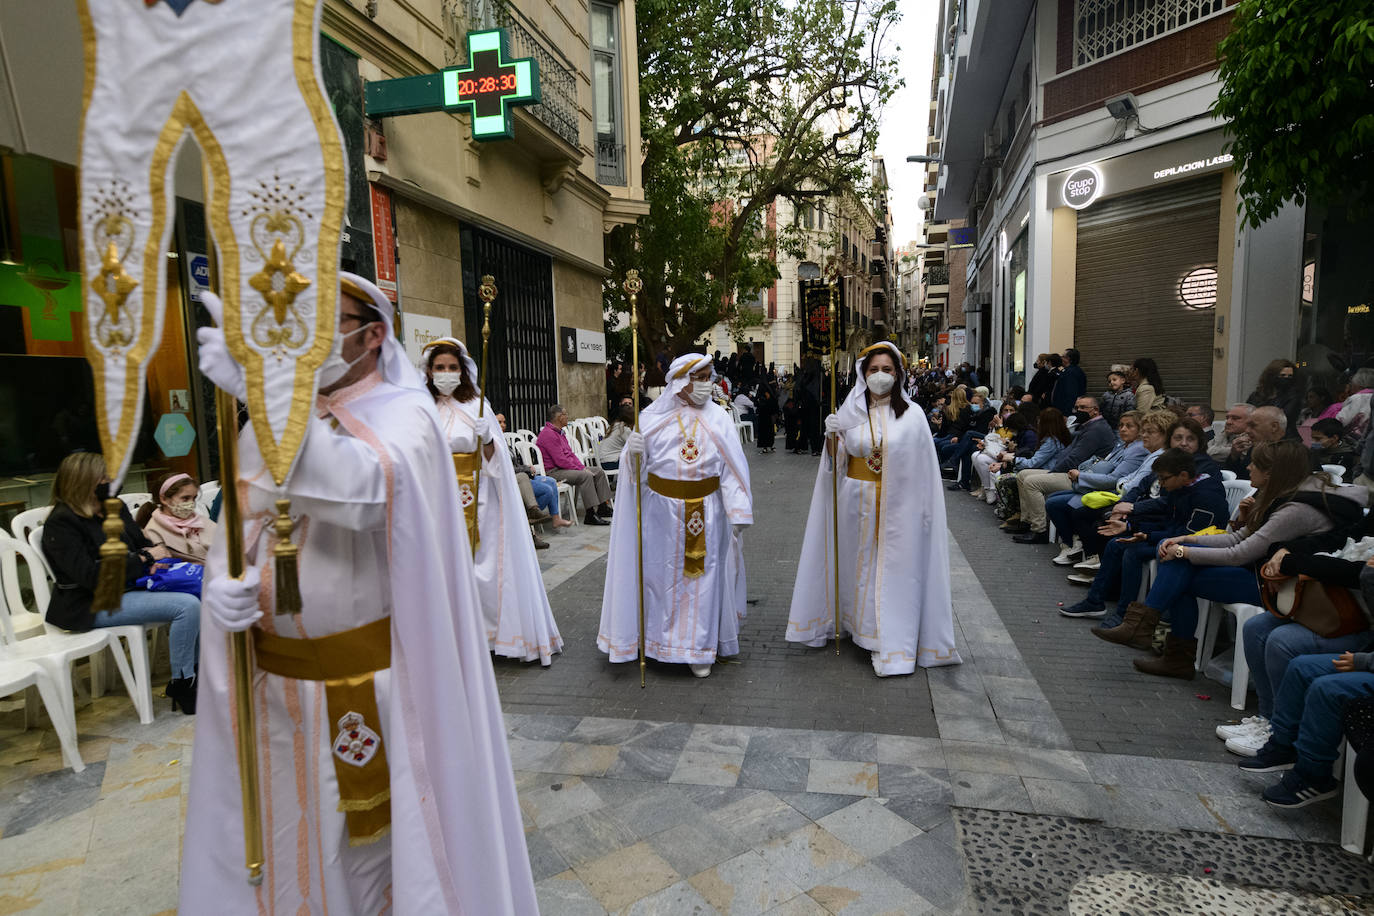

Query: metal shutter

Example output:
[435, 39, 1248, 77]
[1073, 174, 1222, 407]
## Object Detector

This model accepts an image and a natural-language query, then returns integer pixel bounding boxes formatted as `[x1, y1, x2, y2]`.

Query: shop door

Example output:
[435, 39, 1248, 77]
[460, 226, 557, 433]
[1074, 175, 1221, 406]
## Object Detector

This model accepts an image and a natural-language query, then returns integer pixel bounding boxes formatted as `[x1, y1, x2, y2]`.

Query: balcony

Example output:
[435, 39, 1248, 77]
[596, 139, 626, 186]
[444, 0, 579, 149]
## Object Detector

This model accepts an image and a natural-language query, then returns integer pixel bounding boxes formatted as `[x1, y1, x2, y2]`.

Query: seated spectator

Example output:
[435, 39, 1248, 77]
[1007, 396, 1116, 543]
[1059, 434, 1227, 624]
[1299, 387, 1334, 425]
[1208, 403, 1254, 461]
[1100, 370, 1136, 430]
[1046, 410, 1163, 567]
[536, 404, 614, 526]
[934, 388, 970, 452]
[1099, 440, 1366, 680]
[1185, 404, 1215, 442]
[1309, 417, 1360, 476]
[946, 387, 997, 490]
[598, 404, 635, 472]
[1337, 368, 1374, 441]
[733, 389, 755, 424]
[973, 412, 1035, 504]
[1239, 647, 1373, 809]
[136, 471, 216, 562]
[1218, 513, 1374, 755]
[41, 452, 201, 714]
[499, 414, 567, 549]
[1222, 404, 1288, 479]
[994, 408, 1071, 524]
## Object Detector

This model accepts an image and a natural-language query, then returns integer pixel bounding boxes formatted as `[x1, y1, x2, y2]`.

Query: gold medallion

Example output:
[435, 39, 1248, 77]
[866, 445, 883, 474]
[681, 439, 700, 463]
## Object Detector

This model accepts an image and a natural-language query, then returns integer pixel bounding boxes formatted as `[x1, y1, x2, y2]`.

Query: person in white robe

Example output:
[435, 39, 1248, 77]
[181, 274, 537, 914]
[786, 341, 962, 676]
[598, 353, 752, 677]
[422, 336, 562, 665]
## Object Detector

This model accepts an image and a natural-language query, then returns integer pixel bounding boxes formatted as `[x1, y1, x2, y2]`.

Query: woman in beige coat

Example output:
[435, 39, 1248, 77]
[137, 472, 216, 561]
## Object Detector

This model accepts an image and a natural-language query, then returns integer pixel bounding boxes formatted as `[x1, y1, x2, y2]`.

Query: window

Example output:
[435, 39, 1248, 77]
[1072, 0, 1229, 67]
[591, 2, 624, 185]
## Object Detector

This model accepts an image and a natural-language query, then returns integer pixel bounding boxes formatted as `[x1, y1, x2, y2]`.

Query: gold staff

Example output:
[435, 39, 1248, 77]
[829, 276, 841, 655]
[473, 275, 497, 552]
[623, 269, 646, 688]
[216, 387, 265, 885]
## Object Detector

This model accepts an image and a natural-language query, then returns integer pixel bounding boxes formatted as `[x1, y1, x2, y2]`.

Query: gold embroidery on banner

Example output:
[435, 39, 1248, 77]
[94, 242, 138, 347]
[249, 238, 312, 355]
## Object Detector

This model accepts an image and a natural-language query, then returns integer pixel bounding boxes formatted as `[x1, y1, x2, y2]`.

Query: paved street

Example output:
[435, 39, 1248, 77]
[0, 447, 1369, 914]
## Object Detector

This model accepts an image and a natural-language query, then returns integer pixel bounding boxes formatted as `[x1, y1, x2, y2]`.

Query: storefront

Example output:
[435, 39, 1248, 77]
[1042, 130, 1239, 407]
[1295, 203, 1374, 393]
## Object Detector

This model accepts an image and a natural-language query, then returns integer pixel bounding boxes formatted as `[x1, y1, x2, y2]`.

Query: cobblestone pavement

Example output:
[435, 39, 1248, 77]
[0, 445, 1364, 915]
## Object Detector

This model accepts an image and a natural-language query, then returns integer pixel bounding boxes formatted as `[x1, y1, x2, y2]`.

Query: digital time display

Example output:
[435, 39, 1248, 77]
[457, 73, 521, 99]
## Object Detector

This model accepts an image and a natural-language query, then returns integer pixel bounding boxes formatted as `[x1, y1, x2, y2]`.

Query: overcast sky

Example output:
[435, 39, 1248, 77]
[875, 0, 939, 248]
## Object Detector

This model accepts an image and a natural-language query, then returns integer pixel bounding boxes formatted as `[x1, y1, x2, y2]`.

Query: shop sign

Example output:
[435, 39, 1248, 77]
[187, 252, 209, 302]
[937, 332, 949, 345]
[153, 412, 196, 458]
[1062, 165, 1104, 210]
[364, 29, 540, 142]
[403, 312, 453, 371]
[948, 226, 976, 248]
[560, 326, 606, 364]
[369, 186, 397, 301]
[1153, 154, 1233, 181]
[950, 328, 967, 347]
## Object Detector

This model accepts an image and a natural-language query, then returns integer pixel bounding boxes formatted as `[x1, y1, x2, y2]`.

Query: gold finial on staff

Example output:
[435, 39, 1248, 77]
[828, 272, 841, 655]
[473, 275, 497, 554]
[622, 269, 647, 689]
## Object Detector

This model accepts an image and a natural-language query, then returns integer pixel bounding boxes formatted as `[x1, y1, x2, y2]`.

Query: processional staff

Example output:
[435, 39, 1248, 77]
[623, 269, 647, 688]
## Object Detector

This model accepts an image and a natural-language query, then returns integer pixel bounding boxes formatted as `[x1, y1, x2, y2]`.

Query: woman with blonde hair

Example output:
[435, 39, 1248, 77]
[137, 471, 216, 562]
[41, 452, 201, 712]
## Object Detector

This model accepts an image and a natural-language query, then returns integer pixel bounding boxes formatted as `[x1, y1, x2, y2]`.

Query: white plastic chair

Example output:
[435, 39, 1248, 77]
[1323, 464, 1347, 484]
[0, 656, 85, 772]
[197, 480, 221, 518]
[1222, 480, 1256, 520]
[515, 439, 577, 525]
[728, 404, 754, 443]
[1220, 470, 1237, 482]
[118, 492, 154, 516]
[1194, 601, 1266, 709]
[1343, 740, 1370, 856]
[10, 505, 50, 542]
[0, 538, 142, 724]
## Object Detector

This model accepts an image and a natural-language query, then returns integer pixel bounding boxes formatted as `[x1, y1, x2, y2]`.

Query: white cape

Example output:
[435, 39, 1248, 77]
[598, 400, 752, 664]
[437, 394, 563, 664]
[786, 396, 961, 674]
[181, 372, 537, 914]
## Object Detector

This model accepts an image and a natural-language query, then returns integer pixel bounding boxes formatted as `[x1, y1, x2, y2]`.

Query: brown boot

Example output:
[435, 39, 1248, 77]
[1092, 602, 1159, 650]
[1133, 634, 1197, 680]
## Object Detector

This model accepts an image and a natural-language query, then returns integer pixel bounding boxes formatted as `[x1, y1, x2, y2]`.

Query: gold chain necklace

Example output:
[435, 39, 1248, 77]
[865, 402, 884, 473]
[677, 413, 701, 462]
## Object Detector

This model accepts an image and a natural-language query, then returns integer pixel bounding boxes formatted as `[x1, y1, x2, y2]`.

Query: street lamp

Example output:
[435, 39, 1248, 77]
[905, 155, 942, 164]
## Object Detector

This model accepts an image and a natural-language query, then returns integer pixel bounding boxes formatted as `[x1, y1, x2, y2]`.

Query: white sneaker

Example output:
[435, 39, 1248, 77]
[1074, 555, 1101, 571]
[1216, 716, 1268, 741]
[1052, 543, 1084, 566]
[690, 664, 711, 678]
[985, 491, 997, 505]
[1066, 572, 1096, 585]
[1225, 728, 1271, 757]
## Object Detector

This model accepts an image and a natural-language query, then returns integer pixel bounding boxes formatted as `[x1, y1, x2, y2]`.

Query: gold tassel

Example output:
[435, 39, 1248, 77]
[91, 498, 127, 612]
[273, 498, 302, 613]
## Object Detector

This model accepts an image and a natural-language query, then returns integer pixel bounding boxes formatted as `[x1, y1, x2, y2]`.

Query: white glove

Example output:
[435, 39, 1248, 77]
[204, 568, 262, 632]
[624, 431, 646, 456]
[823, 413, 845, 436]
[475, 413, 498, 445]
[196, 292, 247, 400]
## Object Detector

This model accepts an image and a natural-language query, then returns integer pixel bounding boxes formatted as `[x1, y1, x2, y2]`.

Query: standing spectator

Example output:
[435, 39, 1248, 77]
[1337, 367, 1374, 441]
[1027, 353, 1059, 407]
[537, 404, 615, 525]
[796, 357, 824, 456]
[1129, 358, 1166, 414]
[1247, 358, 1302, 433]
[1100, 370, 1136, 430]
[1051, 348, 1087, 416]
[783, 391, 801, 452]
[1208, 403, 1254, 461]
[754, 383, 779, 453]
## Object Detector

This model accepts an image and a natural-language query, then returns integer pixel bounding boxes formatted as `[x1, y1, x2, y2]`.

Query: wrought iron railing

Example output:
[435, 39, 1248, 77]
[443, 0, 580, 148]
[1072, 0, 1228, 67]
[596, 139, 626, 186]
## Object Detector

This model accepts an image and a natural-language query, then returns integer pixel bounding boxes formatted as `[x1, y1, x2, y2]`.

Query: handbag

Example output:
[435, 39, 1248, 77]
[1259, 570, 1367, 638]
[1081, 490, 1121, 509]
[135, 559, 205, 596]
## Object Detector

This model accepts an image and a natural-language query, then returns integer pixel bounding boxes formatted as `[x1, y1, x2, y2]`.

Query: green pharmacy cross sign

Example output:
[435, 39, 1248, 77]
[364, 29, 540, 141]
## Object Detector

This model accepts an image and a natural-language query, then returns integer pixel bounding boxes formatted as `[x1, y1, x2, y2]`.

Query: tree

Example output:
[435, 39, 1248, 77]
[605, 0, 900, 356]
[1214, 0, 1374, 228]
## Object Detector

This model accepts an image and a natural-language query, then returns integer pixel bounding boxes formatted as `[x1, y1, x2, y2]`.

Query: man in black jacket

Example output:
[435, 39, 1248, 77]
[1051, 348, 1088, 416]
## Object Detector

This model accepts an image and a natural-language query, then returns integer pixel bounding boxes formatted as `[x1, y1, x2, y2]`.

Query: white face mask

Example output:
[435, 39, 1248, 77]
[431, 371, 462, 396]
[318, 322, 372, 389]
[687, 380, 713, 406]
[866, 371, 896, 396]
[167, 500, 197, 519]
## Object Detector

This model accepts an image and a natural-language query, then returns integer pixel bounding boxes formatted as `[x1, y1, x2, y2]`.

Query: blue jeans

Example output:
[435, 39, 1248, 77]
[530, 474, 559, 517]
[93, 589, 201, 679]
[1144, 560, 1262, 639]
[1242, 614, 1374, 719]
[1268, 653, 1374, 783]
[1088, 539, 1158, 626]
[1045, 491, 1077, 545]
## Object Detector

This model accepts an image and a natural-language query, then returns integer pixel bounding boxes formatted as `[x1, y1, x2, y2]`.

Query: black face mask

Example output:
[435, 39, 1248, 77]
[1072, 410, 1091, 425]
[1275, 377, 1294, 389]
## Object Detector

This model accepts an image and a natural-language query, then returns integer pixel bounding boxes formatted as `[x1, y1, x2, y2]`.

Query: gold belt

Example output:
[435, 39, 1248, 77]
[253, 617, 392, 846]
[845, 455, 883, 528]
[647, 474, 720, 579]
[452, 449, 481, 553]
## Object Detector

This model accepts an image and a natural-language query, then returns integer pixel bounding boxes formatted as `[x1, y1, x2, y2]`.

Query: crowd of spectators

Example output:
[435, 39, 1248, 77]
[916, 350, 1374, 814]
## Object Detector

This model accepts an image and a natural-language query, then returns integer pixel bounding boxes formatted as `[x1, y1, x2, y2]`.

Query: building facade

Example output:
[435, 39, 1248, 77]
[0, 0, 646, 498]
[930, 0, 1316, 406]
